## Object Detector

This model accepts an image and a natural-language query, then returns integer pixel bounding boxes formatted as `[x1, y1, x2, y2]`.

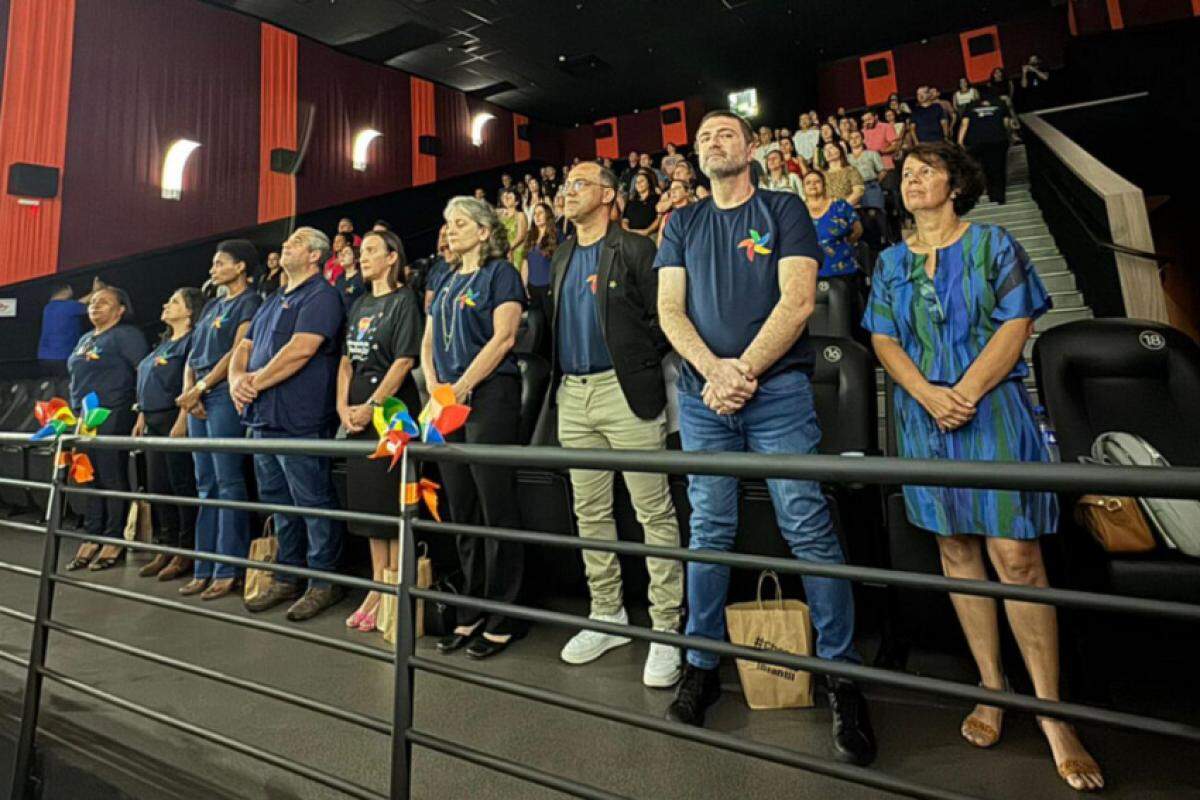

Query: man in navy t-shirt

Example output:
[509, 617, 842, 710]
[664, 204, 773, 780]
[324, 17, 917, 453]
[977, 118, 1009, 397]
[655, 110, 876, 766]
[910, 86, 950, 143]
[229, 226, 346, 622]
[38, 284, 87, 376]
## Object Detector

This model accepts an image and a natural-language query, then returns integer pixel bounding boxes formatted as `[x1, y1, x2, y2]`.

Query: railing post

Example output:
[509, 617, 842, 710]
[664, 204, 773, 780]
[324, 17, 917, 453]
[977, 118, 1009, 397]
[390, 455, 417, 799]
[10, 466, 66, 800]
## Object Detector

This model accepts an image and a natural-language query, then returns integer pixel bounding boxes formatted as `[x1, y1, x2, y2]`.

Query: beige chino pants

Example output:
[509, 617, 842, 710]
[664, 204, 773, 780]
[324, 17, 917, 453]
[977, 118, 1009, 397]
[557, 370, 683, 631]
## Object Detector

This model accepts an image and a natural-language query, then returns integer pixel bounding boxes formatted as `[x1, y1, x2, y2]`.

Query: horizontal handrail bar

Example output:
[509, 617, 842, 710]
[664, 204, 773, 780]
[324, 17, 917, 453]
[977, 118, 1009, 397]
[44, 620, 392, 735]
[0, 650, 29, 669]
[0, 477, 48, 490]
[407, 729, 633, 800]
[54, 527, 393, 595]
[409, 588, 1200, 743]
[0, 520, 49, 534]
[413, 519, 1200, 622]
[12, 433, 1200, 499]
[410, 657, 980, 800]
[0, 604, 34, 624]
[36, 664, 389, 800]
[0, 560, 41, 579]
[52, 575, 392, 663]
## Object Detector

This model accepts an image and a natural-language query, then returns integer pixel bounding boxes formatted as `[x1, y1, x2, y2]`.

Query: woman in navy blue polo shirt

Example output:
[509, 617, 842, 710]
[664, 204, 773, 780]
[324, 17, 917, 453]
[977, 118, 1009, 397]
[177, 240, 262, 600]
[423, 196, 527, 660]
[66, 287, 148, 571]
[336, 229, 422, 632]
[133, 288, 205, 582]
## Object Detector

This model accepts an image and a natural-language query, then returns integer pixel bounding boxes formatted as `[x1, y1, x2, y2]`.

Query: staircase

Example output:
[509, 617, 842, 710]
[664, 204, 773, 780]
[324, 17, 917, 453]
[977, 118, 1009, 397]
[874, 145, 1095, 444]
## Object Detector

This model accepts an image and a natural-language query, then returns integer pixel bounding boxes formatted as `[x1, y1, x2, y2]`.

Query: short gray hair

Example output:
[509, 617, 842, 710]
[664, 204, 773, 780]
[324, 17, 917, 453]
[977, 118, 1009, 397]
[294, 226, 331, 265]
[442, 197, 510, 263]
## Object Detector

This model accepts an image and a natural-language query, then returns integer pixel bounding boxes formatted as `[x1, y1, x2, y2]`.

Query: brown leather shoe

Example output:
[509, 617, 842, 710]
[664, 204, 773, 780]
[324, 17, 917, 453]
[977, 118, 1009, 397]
[285, 586, 345, 622]
[244, 580, 303, 613]
[200, 577, 241, 601]
[157, 556, 193, 582]
[139, 554, 171, 578]
[179, 578, 209, 596]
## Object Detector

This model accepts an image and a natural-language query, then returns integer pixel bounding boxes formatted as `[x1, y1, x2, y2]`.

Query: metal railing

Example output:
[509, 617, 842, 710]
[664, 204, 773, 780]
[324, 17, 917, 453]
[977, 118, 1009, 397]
[2, 431, 1200, 800]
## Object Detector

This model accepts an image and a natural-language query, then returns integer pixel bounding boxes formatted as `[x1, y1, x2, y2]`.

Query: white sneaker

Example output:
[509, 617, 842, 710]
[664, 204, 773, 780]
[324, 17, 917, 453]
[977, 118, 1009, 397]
[643, 640, 683, 688]
[560, 608, 632, 665]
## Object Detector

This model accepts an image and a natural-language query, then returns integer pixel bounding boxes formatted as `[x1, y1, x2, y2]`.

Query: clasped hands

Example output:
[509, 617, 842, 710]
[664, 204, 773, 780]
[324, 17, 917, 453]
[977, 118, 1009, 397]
[702, 358, 757, 416]
[229, 372, 259, 414]
[918, 381, 980, 432]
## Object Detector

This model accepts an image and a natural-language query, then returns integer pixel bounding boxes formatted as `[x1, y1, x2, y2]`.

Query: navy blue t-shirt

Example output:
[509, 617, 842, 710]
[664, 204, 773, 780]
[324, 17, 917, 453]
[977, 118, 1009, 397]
[67, 324, 149, 410]
[428, 259, 526, 385]
[556, 242, 612, 375]
[335, 270, 366, 309]
[244, 273, 346, 435]
[911, 103, 948, 142]
[188, 290, 262, 378]
[136, 332, 192, 413]
[654, 190, 822, 386]
[38, 300, 87, 361]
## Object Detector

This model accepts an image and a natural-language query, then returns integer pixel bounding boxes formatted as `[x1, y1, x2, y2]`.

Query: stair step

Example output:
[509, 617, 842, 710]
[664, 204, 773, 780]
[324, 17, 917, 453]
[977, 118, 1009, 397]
[1034, 305, 1093, 332]
[1005, 222, 1051, 238]
[1049, 290, 1085, 309]
[1033, 254, 1067, 272]
[1038, 271, 1076, 292]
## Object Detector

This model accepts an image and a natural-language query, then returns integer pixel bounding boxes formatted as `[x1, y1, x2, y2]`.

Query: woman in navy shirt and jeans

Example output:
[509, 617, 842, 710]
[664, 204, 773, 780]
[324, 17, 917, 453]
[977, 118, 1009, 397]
[423, 196, 527, 660]
[133, 288, 205, 582]
[66, 287, 148, 570]
[177, 241, 262, 600]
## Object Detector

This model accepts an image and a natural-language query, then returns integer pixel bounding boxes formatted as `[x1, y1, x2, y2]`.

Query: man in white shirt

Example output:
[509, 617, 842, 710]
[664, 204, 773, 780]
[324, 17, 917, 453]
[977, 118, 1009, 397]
[792, 114, 821, 164]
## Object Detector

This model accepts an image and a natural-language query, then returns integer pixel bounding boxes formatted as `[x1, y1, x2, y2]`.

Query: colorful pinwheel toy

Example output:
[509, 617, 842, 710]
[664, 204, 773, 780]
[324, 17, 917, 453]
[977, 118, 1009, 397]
[417, 385, 471, 445]
[29, 392, 111, 483]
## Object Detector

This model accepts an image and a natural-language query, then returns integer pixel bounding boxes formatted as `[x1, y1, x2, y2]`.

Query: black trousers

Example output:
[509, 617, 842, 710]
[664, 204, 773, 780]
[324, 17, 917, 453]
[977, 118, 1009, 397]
[439, 373, 524, 635]
[970, 143, 1009, 206]
[143, 408, 198, 548]
[82, 407, 136, 542]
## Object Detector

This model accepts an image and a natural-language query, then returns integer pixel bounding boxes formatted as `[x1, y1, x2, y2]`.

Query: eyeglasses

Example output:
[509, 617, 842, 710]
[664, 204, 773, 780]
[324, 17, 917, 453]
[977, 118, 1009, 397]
[564, 178, 609, 194]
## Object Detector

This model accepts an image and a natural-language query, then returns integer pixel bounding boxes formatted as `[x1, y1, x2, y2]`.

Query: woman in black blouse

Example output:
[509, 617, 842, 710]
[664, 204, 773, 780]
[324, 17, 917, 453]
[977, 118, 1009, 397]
[336, 229, 423, 632]
[66, 287, 148, 570]
[621, 169, 661, 238]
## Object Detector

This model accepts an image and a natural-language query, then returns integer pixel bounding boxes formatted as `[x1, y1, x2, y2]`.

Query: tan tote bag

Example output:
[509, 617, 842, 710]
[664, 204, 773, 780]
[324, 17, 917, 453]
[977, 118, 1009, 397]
[725, 570, 814, 710]
[243, 518, 278, 604]
[381, 542, 433, 645]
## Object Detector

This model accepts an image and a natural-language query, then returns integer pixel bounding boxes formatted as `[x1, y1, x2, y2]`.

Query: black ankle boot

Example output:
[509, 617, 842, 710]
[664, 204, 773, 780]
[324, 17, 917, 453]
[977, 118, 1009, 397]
[826, 677, 877, 766]
[665, 664, 721, 727]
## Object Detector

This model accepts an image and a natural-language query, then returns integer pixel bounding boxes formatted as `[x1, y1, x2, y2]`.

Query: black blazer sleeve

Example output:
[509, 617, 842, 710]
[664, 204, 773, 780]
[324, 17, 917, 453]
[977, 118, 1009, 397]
[626, 234, 671, 358]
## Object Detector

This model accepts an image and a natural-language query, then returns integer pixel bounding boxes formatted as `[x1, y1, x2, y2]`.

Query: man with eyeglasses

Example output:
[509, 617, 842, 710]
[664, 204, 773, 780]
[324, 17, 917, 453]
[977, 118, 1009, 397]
[655, 110, 876, 766]
[540, 161, 685, 689]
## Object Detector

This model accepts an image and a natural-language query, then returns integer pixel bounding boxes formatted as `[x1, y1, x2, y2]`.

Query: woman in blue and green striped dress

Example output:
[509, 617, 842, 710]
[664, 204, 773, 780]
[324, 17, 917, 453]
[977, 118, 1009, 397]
[863, 142, 1102, 792]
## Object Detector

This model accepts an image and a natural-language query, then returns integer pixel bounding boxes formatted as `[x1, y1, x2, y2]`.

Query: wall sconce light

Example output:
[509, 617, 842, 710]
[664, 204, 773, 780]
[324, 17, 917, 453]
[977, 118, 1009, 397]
[471, 113, 495, 146]
[161, 139, 201, 200]
[353, 129, 382, 171]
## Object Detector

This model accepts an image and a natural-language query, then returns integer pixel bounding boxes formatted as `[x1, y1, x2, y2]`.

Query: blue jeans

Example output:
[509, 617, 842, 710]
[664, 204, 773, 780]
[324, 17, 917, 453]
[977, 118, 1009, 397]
[678, 369, 859, 669]
[188, 387, 251, 580]
[251, 429, 343, 589]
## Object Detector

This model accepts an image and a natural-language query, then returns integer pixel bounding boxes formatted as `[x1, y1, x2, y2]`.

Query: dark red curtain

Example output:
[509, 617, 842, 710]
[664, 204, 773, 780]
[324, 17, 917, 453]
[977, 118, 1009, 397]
[410, 76, 435, 187]
[434, 84, 514, 183]
[296, 38, 413, 214]
[513, 113, 530, 164]
[258, 23, 297, 224]
[59, 0, 259, 271]
[0, 0, 75, 283]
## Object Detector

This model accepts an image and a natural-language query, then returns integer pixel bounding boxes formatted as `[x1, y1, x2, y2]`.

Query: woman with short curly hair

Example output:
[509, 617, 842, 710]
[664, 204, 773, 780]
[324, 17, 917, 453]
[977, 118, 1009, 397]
[862, 142, 1102, 792]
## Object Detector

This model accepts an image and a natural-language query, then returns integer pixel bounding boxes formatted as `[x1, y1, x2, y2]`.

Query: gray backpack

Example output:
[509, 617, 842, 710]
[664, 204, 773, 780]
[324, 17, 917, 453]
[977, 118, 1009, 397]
[1089, 432, 1200, 558]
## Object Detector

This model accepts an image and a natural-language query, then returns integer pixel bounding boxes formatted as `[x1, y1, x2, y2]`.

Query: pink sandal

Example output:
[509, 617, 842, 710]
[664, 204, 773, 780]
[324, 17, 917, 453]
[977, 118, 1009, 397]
[356, 612, 377, 633]
[345, 610, 367, 628]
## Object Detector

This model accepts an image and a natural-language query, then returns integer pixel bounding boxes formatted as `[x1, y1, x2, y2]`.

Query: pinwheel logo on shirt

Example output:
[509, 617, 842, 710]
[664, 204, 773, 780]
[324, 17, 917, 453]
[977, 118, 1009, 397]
[85, 347, 101, 361]
[737, 229, 772, 262]
[586, 274, 598, 295]
[155, 355, 169, 366]
[457, 289, 479, 310]
[29, 393, 112, 483]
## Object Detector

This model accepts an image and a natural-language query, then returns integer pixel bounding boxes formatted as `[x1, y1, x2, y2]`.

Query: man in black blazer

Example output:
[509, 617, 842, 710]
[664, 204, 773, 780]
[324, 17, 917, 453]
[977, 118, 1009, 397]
[544, 162, 684, 689]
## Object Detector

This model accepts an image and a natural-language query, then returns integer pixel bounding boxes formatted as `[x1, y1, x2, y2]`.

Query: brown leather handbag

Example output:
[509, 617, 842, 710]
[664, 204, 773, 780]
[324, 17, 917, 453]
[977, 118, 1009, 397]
[1074, 495, 1156, 553]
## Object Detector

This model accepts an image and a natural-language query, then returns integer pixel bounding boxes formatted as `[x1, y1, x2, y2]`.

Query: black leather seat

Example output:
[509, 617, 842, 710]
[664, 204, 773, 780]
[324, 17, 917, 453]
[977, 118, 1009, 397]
[808, 276, 855, 339]
[1034, 318, 1200, 603]
[0, 380, 56, 510]
[514, 307, 547, 358]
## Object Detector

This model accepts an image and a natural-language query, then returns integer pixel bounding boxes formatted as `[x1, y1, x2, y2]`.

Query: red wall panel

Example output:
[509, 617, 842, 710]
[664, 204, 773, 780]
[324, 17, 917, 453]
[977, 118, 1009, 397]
[617, 108, 661, 156]
[0, 0, 74, 283]
[859, 51, 897, 107]
[818, 58, 864, 113]
[1072, 0, 1113, 35]
[562, 126, 595, 162]
[513, 113, 530, 163]
[433, 84, 514, 182]
[257, 24, 297, 224]
[594, 116, 619, 161]
[295, 37, 413, 213]
[59, 0, 258, 271]
[660, 101, 688, 149]
[959, 26, 1004, 84]
[893, 34, 964, 96]
[1121, 0, 1195, 25]
[410, 77, 435, 187]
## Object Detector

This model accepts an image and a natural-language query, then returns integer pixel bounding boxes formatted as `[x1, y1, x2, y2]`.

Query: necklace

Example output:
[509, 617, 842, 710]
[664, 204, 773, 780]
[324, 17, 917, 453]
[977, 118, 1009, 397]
[913, 220, 968, 250]
[438, 268, 482, 351]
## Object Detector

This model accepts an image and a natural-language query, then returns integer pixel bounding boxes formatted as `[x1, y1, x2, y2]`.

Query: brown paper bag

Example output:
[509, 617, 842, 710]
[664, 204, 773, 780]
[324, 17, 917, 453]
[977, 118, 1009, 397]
[381, 543, 433, 645]
[243, 520, 278, 604]
[725, 571, 814, 710]
[123, 500, 152, 543]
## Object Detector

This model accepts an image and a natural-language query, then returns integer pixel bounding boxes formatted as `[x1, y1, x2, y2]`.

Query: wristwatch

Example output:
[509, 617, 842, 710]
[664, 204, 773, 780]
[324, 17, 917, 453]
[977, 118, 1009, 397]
[195, 379, 208, 393]
[368, 398, 382, 408]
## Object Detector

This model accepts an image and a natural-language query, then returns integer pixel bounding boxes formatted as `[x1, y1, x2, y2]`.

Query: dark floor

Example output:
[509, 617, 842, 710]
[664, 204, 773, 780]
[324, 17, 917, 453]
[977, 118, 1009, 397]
[1, 520, 1198, 800]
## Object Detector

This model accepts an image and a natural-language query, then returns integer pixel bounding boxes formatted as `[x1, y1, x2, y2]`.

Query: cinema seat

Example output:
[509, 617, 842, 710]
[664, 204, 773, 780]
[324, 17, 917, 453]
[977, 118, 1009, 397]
[808, 276, 856, 339]
[1034, 318, 1200, 604]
